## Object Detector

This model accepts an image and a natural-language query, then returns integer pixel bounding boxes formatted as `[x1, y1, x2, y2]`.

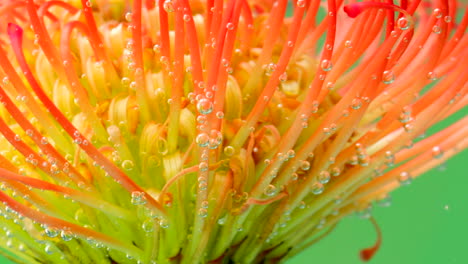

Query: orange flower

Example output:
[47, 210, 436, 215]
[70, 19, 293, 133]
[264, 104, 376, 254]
[0, 0, 466, 263]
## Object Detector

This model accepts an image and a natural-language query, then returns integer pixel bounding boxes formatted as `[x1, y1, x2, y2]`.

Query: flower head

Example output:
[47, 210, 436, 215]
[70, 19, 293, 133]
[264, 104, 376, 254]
[0, 0, 466, 263]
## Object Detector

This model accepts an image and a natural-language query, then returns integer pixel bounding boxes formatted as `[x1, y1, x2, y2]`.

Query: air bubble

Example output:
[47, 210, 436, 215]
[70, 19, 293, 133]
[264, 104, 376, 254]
[264, 185, 277, 197]
[142, 219, 154, 232]
[60, 230, 73, 241]
[197, 98, 213, 114]
[396, 17, 410, 30]
[122, 160, 134, 171]
[331, 167, 341, 177]
[427, 71, 438, 81]
[159, 218, 169, 228]
[350, 97, 362, 110]
[311, 182, 324, 195]
[300, 160, 310, 171]
[398, 171, 412, 185]
[163, 0, 175, 12]
[264, 63, 276, 76]
[318, 171, 330, 184]
[279, 72, 288, 82]
[198, 208, 208, 218]
[226, 23, 235, 30]
[382, 70, 395, 84]
[223, 146, 235, 157]
[125, 12, 133, 22]
[320, 59, 333, 72]
[432, 146, 443, 159]
[198, 162, 209, 172]
[433, 8, 443, 18]
[344, 40, 353, 48]
[44, 227, 59, 238]
[216, 111, 224, 119]
[131, 191, 147, 205]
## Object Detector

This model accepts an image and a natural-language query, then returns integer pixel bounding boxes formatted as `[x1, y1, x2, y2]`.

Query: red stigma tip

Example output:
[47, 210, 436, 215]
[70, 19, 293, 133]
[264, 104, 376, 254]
[343, 4, 362, 18]
[359, 217, 382, 262]
[344, 2, 404, 19]
[7, 23, 22, 35]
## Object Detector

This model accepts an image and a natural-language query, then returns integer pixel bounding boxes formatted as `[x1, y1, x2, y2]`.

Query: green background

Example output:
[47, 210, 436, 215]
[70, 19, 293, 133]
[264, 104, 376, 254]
[289, 148, 468, 264]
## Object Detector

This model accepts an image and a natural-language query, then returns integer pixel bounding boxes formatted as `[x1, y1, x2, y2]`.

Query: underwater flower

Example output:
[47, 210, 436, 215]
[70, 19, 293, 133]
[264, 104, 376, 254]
[0, 0, 466, 263]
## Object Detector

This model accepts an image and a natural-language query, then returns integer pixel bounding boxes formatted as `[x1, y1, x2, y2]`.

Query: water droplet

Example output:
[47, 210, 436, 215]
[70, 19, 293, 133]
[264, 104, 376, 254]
[131, 191, 147, 205]
[142, 219, 154, 232]
[125, 12, 133, 22]
[159, 218, 169, 228]
[350, 97, 362, 110]
[60, 230, 73, 241]
[298, 201, 306, 209]
[320, 59, 333, 71]
[183, 14, 191, 22]
[444, 16, 452, 23]
[318, 171, 330, 184]
[279, 72, 288, 82]
[264, 63, 277, 76]
[264, 185, 277, 197]
[40, 137, 48, 145]
[44, 227, 59, 238]
[198, 162, 209, 172]
[325, 82, 334, 90]
[427, 71, 438, 81]
[122, 160, 134, 171]
[396, 17, 411, 30]
[216, 111, 224, 119]
[222, 146, 235, 157]
[163, 0, 174, 12]
[296, 0, 306, 8]
[398, 171, 412, 185]
[208, 130, 223, 149]
[197, 98, 213, 114]
[198, 208, 208, 218]
[331, 167, 341, 177]
[311, 182, 324, 195]
[344, 40, 353, 48]
[217, 215, 227, 225]
[300, 160, 310, 171]
[433, 8, 443, 18]
[44, 243, 54, 254]
[153, 44, 161, 53]
[432, 146, 443, 159]
[404, 123, 414, 132]
[226, 23, 235, 30]
[382, 70, 395, 84]
[432, 25, 442, 34]
[384, 151, 395, 167]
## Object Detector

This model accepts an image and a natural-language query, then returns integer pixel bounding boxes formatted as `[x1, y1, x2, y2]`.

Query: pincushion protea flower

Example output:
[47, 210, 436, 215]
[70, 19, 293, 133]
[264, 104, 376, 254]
[0, 0, 466, 262]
